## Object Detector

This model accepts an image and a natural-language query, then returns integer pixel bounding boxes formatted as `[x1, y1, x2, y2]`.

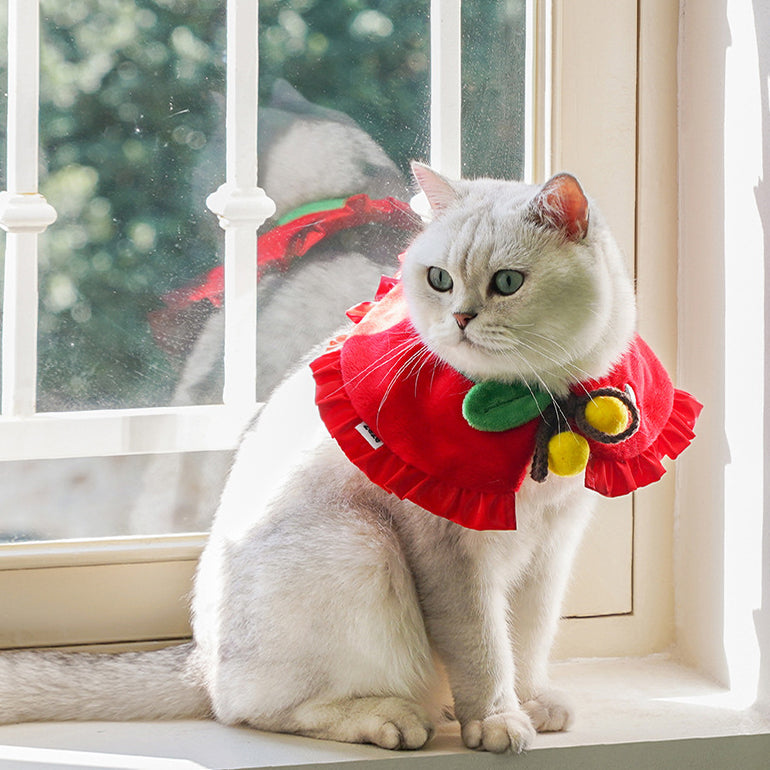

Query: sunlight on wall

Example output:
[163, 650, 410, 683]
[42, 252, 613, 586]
[677, 0, 769, 710]
[720, 0, 765, 708]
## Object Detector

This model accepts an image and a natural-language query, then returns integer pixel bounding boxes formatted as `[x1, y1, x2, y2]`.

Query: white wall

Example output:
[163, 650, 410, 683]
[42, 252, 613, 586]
[677, 0, 770, 709]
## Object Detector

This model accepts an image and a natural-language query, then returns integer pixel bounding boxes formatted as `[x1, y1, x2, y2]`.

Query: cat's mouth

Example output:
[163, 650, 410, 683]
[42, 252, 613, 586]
[457, 331, 480, 349]
[456, 328, 492, 351]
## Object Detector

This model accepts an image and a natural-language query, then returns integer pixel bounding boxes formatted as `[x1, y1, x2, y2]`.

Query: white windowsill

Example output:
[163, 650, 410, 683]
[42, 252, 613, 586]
[0, 656, 768, 769]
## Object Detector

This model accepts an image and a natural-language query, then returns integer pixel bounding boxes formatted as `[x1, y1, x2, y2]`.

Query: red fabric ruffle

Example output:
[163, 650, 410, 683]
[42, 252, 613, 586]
[584, 387, 702, 497]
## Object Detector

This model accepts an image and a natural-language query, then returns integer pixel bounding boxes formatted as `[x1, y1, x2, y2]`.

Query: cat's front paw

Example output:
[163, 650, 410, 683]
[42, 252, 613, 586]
[521, 688, 574, 732]
[460, 710, 536, 754]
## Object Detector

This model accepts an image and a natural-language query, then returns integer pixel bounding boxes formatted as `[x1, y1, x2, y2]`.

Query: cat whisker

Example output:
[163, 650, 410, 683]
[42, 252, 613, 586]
[320, 336, 419, 403]
[473, 339, 571, 427]
[375, 346, 434, 421]
[508, 352, 573, 428]
[343, 337, 418, 388]
[498, 332, 585, 389]
[389, 345, 435, 400]
[408, 348, 440, 398]
[510, 355, 566, 423]
[427, 354, 449, 393]
[465, 337, 553, 416]
[510, 327, 597, 385]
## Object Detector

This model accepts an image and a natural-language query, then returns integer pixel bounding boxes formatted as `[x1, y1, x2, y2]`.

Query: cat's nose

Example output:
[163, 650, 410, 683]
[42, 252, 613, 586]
[453, 311, 477, 330]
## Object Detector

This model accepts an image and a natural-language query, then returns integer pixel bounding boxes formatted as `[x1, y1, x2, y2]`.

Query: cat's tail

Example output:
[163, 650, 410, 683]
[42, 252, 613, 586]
[0, 642, 211, 724]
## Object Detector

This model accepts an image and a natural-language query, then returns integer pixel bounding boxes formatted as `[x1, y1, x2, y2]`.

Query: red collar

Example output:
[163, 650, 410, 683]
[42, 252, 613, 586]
[311, 279, 702, 531]
[149, 195, 420, 351]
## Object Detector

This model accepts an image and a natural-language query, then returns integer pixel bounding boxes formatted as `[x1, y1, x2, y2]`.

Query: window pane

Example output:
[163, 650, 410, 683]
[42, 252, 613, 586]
[0, 451, 229, 541]
[260, 0, 431, 176]
[462, 0, 527, 180]
[35, 0, 226, 411]
[25, 1, 432, 412]
[0, 1, 530, 542]
[254, 0, 430, 400]
[152, 0, 432, 408]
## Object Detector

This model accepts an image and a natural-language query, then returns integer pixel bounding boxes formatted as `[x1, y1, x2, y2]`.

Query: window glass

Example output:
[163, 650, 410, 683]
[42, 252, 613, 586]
[33, 0, 226, 411]
[3, 0, 529, 416]
[0, 0, 528, 541]
[0, 450, 229, 542]
[17, 0, 432, 413]
[254, 0, 430, 401]
[462, 0, 527, 180]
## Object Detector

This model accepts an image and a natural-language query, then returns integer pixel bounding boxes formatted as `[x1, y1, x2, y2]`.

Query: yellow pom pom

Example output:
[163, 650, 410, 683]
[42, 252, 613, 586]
[547, 431, 590, 477]
[584, 396, 629, 436]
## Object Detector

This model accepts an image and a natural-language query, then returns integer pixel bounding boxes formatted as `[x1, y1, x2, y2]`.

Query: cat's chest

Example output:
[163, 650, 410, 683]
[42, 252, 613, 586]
[393, 479, 585, 584]
[467, 478, 591, 574]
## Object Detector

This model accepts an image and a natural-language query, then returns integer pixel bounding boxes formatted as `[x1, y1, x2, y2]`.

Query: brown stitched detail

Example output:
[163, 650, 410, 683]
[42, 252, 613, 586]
[573, 387, 640, 445]
[530, 387, 640, 484]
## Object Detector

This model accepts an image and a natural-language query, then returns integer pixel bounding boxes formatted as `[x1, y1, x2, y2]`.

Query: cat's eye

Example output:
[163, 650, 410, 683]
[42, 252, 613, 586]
[427, 266, 453, 292]
[491, 269, 525, 296]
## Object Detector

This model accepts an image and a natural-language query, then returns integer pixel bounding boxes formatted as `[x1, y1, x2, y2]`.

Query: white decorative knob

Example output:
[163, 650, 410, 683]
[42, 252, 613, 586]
[0, 192, 58, 234]
[206, 183, 276, 230]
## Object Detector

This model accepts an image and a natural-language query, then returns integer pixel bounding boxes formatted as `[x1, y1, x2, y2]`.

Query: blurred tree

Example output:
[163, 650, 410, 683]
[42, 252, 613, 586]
[35, 0, 227, 409]
[259, 0, 430, 172]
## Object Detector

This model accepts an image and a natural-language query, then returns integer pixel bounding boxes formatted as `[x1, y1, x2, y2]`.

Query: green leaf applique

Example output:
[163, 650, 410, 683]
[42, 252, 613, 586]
[462, 380, 553, 432]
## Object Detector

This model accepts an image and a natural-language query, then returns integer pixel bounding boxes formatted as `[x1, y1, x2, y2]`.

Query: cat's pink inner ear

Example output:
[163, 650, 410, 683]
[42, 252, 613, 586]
[531, 173, 589, 241]
[411, 161, 458, 212]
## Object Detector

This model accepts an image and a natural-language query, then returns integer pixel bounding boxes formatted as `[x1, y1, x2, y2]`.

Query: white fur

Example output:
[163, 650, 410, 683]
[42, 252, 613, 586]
[0, 170, 636, 754]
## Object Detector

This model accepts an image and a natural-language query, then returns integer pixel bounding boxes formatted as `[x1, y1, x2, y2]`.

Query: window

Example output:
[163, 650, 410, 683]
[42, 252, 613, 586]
[1, 2, 769, 766]
[0, 0, 673, 669]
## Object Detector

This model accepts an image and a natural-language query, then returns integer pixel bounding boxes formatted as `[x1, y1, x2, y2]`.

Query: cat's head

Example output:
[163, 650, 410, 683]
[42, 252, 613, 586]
[401, 164, 636, 396]
[257, 80, 408, 218]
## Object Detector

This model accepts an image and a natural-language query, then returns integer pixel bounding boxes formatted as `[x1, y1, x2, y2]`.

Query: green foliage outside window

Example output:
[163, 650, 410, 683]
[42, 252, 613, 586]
[0, 0, 524, 410]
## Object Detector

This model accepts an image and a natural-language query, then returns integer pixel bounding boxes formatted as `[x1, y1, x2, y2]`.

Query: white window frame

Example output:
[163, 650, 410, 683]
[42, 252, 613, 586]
[676, 0, 769, 709]
[2, 1, 769, 766]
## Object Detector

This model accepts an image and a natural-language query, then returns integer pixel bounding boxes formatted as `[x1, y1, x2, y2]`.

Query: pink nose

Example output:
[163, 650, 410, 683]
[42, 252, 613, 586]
[453, 312, 477, 330]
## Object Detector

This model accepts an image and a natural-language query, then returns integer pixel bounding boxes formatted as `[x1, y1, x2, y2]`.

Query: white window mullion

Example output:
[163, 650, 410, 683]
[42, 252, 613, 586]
[524, 0, 552, 183]
[207, 0, 275, 409]
[0, 0, 57, 418]
[429, 0, 462, 178]
[1, 233, 40, 417]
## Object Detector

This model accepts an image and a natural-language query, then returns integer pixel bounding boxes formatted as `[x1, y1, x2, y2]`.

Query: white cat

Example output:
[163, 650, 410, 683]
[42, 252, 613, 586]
[0, 165, 638, 754]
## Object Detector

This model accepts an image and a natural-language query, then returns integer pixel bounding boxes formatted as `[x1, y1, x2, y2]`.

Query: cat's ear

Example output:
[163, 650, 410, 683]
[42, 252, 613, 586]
[528, 173, 589, 241]
[411, 161, 459, 212]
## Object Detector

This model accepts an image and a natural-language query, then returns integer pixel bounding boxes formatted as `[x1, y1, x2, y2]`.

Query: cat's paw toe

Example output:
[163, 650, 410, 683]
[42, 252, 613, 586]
[521, 688, 575, 732]
[461, 711, 536, 754]
[372, 702, 434, 750]
[375, 720, 432, 750]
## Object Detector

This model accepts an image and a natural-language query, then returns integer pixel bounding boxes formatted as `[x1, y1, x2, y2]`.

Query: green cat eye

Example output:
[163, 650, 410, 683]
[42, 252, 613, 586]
[427, 266, 453, 292]
[492, 269, 525, 296]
